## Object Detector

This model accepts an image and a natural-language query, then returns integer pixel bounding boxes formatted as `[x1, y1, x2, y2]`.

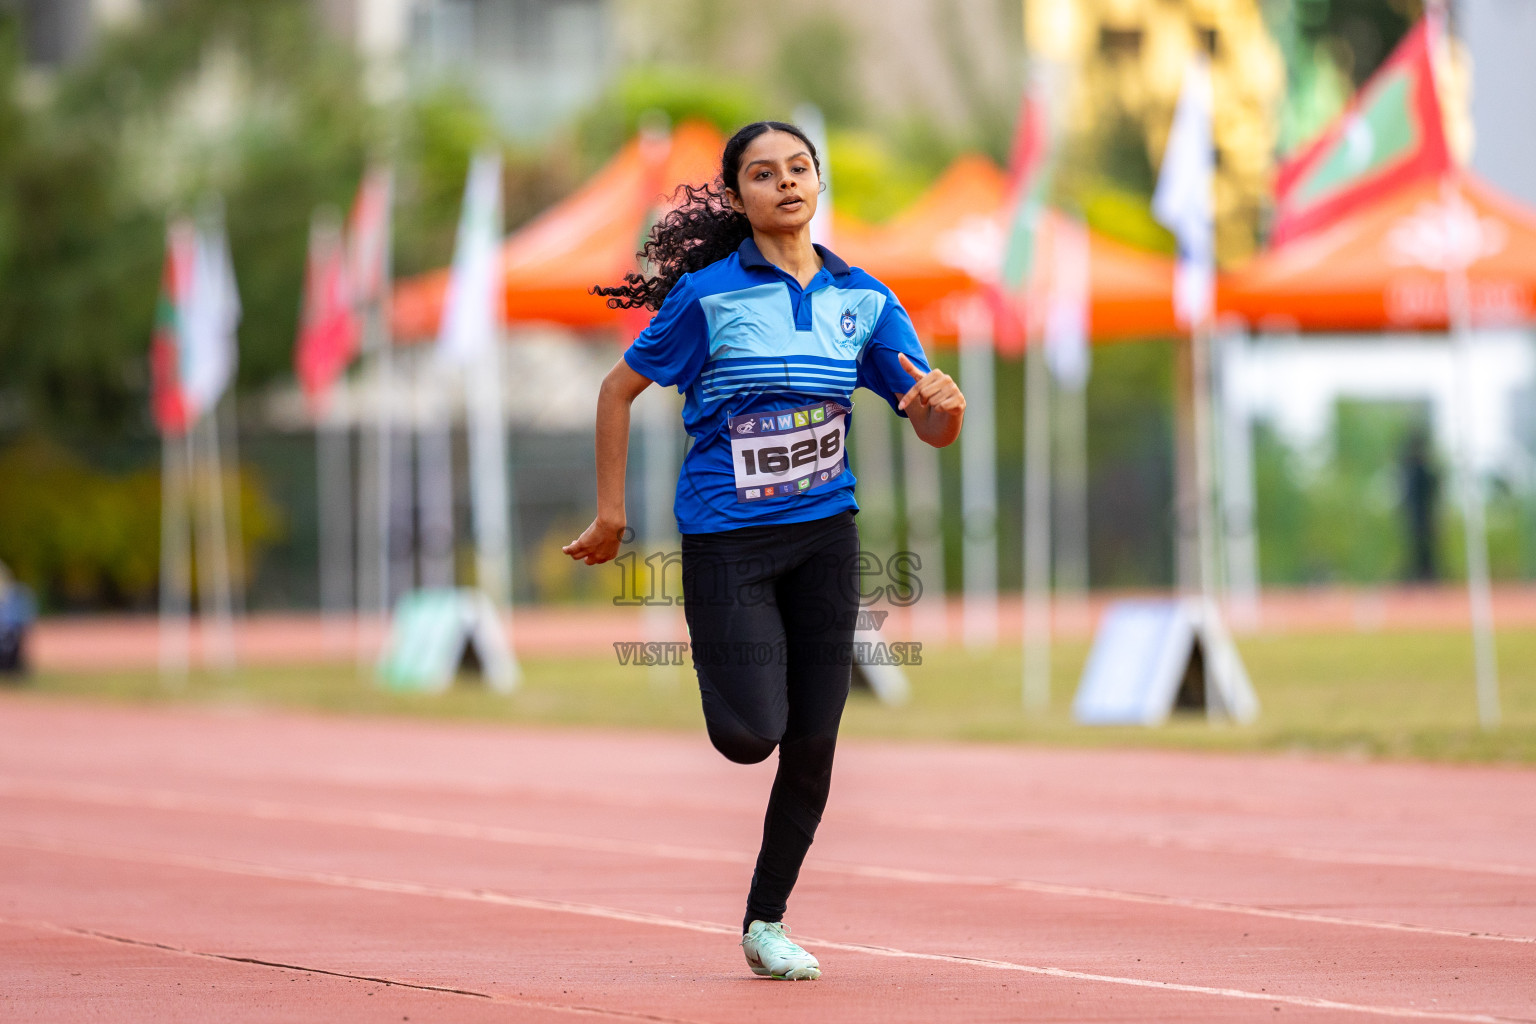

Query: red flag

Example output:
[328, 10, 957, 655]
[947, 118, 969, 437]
[999, 76, 1052, 294]
[295, 213, 359, 413]
[348, 167, 393, 310]
[1271, 19, 1452, 246]
[150, 221, 196, 436]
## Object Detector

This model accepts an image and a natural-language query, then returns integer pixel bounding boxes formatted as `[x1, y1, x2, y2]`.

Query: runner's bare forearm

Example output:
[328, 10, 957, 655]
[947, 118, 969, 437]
[593, 361, 652, 528]
[563, 360, 654, 565]
[907, 401, 964, 448]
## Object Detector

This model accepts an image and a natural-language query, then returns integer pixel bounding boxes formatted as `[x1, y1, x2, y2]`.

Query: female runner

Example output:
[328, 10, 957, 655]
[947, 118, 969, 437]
[563, 121, 965, 980]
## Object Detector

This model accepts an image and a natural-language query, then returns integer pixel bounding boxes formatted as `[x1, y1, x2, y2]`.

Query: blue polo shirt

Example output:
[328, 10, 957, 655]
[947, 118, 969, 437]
[623, 237, 930, 535]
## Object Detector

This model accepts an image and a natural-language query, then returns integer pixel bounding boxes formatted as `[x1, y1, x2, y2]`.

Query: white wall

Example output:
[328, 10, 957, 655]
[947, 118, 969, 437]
[1230, 330, 1536, 478]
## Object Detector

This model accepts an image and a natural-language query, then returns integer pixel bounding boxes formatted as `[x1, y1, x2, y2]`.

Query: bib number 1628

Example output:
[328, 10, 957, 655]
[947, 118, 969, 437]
[740, 431, 841, 477]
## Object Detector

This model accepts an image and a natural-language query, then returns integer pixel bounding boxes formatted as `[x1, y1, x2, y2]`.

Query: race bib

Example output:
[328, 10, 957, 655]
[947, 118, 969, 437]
[728, 401, 849, 502]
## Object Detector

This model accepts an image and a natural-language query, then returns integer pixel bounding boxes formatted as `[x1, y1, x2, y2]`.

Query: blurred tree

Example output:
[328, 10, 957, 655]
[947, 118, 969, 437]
[773, 12, 863, 128]
[0, 0, 384, 434]
[822, 129, 929, 224]
[572, 65, 759, 173]
[0, 433, 280, 610]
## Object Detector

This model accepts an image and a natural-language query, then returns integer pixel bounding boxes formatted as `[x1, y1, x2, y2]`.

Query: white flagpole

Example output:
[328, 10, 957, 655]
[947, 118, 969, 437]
[216, 392, 246, 619]
[1442, 176, 1500, 728]
[317, 392, 355, 648]
[356, 327, 395, 664]
[1217, 325, 1260, 626]
[467, 341, 512, 608]
[902, 402, 947, 645]
[640, 382, 678, 688]
[855, 396, 898, 555]
[353, 169, 396, 668]
[194, 407, 237, 671]
[959, 299, 999, 648]
[1022, 324, 1052, 713]
[159, 431, 192, 685]
[1053, 370, 1089, 610]
[416, 354, 456, 590]
[1044, 215, 1092, 624]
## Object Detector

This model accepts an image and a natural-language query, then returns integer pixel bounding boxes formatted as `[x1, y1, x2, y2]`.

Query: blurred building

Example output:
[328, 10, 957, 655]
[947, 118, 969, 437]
[13, 0, 139, 67]
[323, 0, 615, 138]
[1029, 0, 1284, 264]
[612, 0, 1022, 130]
[12, 0, 614, 140]
[1463, 0, 1536, 209]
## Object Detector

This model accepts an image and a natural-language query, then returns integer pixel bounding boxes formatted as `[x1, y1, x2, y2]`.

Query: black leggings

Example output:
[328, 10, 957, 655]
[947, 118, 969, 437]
[680, 510, 861, 934]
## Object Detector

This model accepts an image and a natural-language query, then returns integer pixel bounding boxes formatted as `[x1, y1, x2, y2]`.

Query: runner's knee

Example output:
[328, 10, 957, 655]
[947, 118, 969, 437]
[707, 718, 778, 764]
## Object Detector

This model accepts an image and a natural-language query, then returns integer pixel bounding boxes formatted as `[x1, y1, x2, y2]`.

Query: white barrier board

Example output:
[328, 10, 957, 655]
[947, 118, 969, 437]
[1073, 598, 1257, 726]
[379, 588, 519, 694]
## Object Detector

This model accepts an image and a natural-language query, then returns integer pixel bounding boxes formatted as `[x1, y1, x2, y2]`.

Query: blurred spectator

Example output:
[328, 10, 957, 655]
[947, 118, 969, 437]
[0, 560, 35, 677]
[1401, 427, 1440, 583]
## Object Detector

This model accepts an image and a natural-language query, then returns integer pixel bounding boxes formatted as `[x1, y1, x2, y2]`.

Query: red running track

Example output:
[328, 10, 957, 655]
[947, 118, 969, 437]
[0, 695, 1532, 1023]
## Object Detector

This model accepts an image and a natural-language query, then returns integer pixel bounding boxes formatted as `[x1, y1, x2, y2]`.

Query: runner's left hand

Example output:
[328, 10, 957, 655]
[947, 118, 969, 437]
[896, 352, 965, 414]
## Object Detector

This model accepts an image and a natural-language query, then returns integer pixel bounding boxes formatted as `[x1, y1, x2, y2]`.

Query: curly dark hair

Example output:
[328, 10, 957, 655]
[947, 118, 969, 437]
[591, 120, 822, 311]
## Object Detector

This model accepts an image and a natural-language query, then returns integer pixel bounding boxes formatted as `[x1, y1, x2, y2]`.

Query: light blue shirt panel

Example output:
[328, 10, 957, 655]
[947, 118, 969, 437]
[698, 283, 794, 360]
[814, 287, 889, 363]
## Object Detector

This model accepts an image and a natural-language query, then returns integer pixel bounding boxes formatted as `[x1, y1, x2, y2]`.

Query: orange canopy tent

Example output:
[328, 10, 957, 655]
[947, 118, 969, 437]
[391, 121, 725, 340]
[835, 156, 1181, 349]
[1220, 171, 1536, 333]
[394, 136, 1182, 348]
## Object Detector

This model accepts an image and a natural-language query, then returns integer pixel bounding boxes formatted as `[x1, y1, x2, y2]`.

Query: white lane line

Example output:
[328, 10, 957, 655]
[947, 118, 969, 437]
[39, 761, 1535, 883]
[0, 831, 1526, 1024]
[2, 778, 1530, 946]
[859, 808, 1536, 882]
[1, 915, 713, 1024]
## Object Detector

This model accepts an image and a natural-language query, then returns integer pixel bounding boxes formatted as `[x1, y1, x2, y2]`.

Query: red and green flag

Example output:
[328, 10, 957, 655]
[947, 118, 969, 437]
[295, 212, 359, 414]
[1271, 18, 1452, 246]
[150, 220, 197, 436]
[998, 73, 1052, 295]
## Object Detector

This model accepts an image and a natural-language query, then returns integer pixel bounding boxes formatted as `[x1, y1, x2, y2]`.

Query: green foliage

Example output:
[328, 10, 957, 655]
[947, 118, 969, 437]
[1078, 185, 1176, 256]
[0, 434, 282, 610]
[0, 0, 385, 434]
[1253, 401, 1534, 586]
[823, 130, 929, 224]
[772, 12, 862, 127]
[572, 66, 759, 172]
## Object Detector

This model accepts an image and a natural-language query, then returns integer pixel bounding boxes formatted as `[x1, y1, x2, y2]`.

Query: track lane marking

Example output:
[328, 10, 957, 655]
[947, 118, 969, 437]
[0, 914, 720, 1024]
[0, 831, 1529, 1024]
[2, 779, 1530, 946]
[14, 763, 1531, 882]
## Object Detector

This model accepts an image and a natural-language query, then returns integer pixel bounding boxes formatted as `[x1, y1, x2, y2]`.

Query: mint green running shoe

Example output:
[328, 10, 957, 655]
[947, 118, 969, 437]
[741, 920, 821, 980]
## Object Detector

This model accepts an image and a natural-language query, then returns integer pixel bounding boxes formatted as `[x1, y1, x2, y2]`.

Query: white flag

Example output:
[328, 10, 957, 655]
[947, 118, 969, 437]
[438, 151, 504, 366]
[1153, 56, 1214, 330]
[1044, 214, 1091, 389]
[181, 205, 241, 418]
[794, 104, 834, 251]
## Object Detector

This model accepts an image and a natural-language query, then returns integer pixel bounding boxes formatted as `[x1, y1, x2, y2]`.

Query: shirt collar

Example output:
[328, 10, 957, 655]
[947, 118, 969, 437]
[737, 237, 851, 280]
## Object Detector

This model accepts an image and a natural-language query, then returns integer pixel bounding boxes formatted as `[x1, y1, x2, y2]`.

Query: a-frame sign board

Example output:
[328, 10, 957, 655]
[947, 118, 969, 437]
[1072, 598, 1258, 726]
[849, 622, 910, 706]
[378, 588, 519, 694]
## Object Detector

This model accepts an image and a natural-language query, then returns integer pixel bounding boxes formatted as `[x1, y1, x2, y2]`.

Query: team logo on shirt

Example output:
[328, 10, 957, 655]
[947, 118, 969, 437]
[840, 308, 857, 338]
